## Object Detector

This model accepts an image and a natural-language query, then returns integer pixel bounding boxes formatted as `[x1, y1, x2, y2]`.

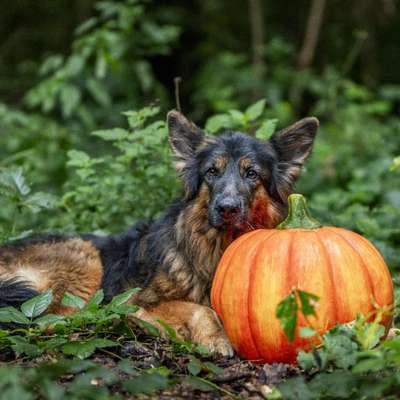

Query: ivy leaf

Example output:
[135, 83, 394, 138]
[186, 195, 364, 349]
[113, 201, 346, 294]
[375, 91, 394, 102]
[255, 118, 278, 140]
[298, 290, 319, 317]
[276, 290, 298, 342]
[21, 289, 53, 318]
[245, 99, 266, 121]
[0, 307, 30, 324]
[61, 292, 86, 310]
[123, 372, 170, 395]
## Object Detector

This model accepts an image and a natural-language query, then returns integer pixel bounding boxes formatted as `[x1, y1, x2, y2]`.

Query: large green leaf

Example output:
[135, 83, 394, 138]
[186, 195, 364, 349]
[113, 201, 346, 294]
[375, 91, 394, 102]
[21, 289, 53, 318]
[61, 292, 86, 310]
[0, 307, 30, 324]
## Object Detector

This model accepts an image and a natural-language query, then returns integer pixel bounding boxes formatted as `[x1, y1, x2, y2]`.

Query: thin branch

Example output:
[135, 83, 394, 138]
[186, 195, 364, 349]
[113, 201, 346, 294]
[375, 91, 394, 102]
[248, 0, 265, 99]
[297, 0, 327, 70]
[174, 76, 182, 113]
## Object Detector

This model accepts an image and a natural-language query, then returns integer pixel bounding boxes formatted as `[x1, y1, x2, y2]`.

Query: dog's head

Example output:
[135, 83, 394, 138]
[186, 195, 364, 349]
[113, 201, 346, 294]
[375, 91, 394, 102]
[168, 110, 318, 232]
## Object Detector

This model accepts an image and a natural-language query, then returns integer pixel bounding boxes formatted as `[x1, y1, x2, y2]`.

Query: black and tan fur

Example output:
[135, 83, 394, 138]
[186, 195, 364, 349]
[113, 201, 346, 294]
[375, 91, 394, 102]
[0, 111, 319, 355]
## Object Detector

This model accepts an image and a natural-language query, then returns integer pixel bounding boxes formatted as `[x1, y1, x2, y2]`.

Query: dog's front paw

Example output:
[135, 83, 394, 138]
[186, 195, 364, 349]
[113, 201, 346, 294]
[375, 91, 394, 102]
[189, 307, 234, 357]
[198, 330, 234, 357]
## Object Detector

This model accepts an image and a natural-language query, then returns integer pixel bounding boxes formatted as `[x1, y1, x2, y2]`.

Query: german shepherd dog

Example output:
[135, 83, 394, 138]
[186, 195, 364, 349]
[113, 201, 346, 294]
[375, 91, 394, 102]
[0, 111, 318, 355]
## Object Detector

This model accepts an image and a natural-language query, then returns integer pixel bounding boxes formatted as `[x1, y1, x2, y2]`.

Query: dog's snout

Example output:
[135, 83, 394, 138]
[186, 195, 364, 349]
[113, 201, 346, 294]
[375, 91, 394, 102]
[217, 200, 240, 220]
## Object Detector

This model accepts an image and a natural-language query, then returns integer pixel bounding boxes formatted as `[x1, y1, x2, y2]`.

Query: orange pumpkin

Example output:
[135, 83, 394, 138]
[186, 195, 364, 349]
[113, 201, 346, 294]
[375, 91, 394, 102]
[211, 194, 394, 364]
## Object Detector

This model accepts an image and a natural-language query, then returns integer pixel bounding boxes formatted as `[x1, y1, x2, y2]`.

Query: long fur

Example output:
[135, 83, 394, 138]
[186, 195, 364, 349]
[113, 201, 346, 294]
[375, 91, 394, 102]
[0, 112, 318, 319]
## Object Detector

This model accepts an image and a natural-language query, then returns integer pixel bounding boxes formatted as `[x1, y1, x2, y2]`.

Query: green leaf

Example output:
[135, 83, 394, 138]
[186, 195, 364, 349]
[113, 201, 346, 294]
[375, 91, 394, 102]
[9, 336, 43, 357]
[92, 128, 129, 141]
[245, 99, 266, 121]
[87, 289, 104, 306]
[62, 339, 117, 359]
[298, 290, 319, 317]
[108, 288, 141, 308]
[123, 372, 170, 395]
[133, 317, 160, 336]
[276, 290, 298, 341]
[203, 361, 223, 375]
[0, 306, 30, 324]
[277, 376, 315, 400]
[23, 192, 57, 213]
[86, 78, 111, 107]
[352, 357, 385, 373]
[21, 289, 53, 318]
[228, 109, 246, 127]
[187, 357, 202, 376]
[157, 319, 178, 339]
[300, 327, 317, 338]
[60, 84, 81, 118]
[390, 156, 400, 171]
[34, 314, 65, 329]
[66, 150, 91, 167]
[205, 114, 232, 134]
[255, 118, 278, 140]
[0, 168, 30, 196]
[122, 106, 160, 129]
[61, 292, 86, 310]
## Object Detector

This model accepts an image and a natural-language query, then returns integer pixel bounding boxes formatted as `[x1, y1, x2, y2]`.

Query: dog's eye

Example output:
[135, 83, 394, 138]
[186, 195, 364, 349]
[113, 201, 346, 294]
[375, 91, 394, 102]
[246, 169, 258, 180]
[206, 167, 219, 177]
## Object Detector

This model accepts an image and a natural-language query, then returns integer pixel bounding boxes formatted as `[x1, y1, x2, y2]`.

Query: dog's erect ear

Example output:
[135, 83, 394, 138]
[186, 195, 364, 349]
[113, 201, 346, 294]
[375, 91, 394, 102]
[167, 110, 205, 172]
[269, 117, 319, 200]
[270, 117, 319, 165]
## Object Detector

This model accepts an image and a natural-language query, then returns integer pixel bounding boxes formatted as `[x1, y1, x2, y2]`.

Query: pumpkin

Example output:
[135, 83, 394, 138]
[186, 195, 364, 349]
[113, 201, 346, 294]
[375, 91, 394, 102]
[211, 194, 394, 364]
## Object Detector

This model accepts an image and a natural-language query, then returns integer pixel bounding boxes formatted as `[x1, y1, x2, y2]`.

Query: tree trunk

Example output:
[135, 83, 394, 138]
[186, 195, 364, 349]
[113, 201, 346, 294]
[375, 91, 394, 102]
[297, 0, 327, 70]
[248, 0, 265, 99]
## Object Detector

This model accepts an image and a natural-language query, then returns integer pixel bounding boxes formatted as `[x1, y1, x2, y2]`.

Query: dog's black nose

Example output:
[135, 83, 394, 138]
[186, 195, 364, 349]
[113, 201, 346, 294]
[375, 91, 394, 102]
[217, 200, 240, 220]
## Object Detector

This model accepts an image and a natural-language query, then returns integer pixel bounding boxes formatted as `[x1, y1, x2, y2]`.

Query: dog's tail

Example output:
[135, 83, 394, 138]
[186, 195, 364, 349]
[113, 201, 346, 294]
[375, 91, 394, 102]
[0, 278, 38, 309]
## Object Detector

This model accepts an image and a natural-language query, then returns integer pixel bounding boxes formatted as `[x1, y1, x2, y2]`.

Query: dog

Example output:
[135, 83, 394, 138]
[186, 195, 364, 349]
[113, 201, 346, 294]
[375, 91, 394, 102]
[0, 110, 318, 355]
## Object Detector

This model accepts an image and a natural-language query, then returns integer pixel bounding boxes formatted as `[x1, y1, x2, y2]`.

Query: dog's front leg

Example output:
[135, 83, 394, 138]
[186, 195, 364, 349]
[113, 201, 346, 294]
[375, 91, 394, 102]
[132, 301, 234, 357]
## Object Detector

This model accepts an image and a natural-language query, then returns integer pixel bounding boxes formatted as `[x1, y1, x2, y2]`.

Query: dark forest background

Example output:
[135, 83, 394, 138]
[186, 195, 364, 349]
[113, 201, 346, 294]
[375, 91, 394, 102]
[0, 2, 400, 398]
[0, 0, 399, 268]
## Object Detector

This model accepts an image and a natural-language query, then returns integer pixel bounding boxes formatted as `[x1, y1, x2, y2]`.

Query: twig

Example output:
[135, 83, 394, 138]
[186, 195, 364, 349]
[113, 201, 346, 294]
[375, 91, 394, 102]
[174, 77, 182, 113]
[212, 371, 253, 383]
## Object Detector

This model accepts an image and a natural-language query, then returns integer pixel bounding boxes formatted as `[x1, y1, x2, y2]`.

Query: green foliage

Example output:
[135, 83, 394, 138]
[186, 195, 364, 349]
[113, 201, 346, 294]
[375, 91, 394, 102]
[0, 1, 399, 398]
[276, 288, 319, 342]
[59, 105, 178, 232]
[0, 289, 236, 398]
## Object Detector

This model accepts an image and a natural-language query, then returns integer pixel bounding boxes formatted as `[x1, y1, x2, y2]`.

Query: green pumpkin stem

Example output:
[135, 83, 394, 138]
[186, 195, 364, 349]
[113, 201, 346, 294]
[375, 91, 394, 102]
[277, 194, 321, 230]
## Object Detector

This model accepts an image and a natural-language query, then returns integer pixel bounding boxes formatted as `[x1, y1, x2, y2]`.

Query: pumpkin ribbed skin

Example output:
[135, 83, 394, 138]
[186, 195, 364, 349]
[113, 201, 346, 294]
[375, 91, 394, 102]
[211, 227, 394, 364]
